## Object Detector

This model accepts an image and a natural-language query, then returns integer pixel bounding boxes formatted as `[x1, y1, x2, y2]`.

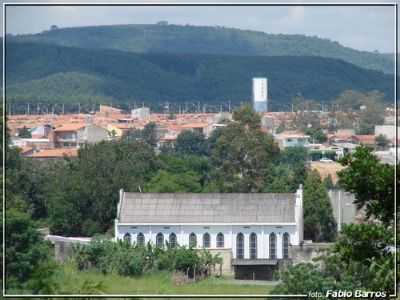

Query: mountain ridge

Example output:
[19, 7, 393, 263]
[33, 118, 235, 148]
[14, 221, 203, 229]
[8, 23, 394, 74]
[5, 41, 394, 110]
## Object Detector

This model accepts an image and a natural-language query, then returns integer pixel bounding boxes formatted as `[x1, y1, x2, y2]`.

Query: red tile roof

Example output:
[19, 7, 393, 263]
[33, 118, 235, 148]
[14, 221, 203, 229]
[29, 148, 78, 158]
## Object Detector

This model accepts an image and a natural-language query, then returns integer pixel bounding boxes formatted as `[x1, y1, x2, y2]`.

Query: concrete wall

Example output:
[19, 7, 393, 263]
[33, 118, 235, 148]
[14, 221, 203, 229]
[290, 243, 332, 265]
[46, 235, 91, 262]
[328, 189, 357, 231]
[78, 125, 109, 144]
[208, 248, 233, 276]
[375, 125, 399, 140]
[116, 224, 298, 260]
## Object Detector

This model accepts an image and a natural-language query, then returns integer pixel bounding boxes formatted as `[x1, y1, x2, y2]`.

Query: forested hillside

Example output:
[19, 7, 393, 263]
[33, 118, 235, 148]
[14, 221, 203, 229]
[5, 42, 394, 109]
[8, 24, 394, 74]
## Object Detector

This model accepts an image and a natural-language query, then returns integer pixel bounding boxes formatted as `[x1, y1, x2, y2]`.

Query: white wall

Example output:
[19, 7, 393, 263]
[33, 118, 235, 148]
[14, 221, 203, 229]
[115, 224, 298, 259]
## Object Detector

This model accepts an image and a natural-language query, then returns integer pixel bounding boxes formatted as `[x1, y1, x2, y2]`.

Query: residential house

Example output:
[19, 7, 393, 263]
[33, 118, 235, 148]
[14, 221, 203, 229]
[51, 123, 109, 148]
[274, 131, 310, 149]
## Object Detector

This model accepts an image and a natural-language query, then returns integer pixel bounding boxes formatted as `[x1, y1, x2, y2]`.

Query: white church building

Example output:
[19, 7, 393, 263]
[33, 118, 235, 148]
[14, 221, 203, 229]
[114, 187, 303, 280]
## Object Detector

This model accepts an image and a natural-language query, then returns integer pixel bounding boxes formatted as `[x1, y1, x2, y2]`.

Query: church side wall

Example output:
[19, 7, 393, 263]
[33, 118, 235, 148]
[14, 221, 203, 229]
[116, 224, 298, 260]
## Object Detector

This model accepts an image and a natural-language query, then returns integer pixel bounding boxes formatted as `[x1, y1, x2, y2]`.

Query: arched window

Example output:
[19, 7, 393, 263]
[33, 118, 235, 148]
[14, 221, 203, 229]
[189, 233, 197, 248]
[137, 232, 145, 247]
[123, 233, 131, 244]
[236, 233, 244, 259]
[269, 233, 276, 259]
[169, 233, 177, 248]
[156, 233, 164, 248]
[216, 232, 224, 248]
[283, 232, 290, 259]
[203, 233, 210, 248]
[250, 232, 257, 259]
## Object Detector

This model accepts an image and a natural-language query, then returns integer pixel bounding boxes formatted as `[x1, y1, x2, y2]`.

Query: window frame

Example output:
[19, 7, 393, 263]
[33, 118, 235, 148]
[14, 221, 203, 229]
[249, 232, 257, 259]
[236, 233, 244, 259]
[216, 232, 224, 248]
[269, 232, 276, 259]
[137, 232, 145, 247]
[203, 232, 211, 248]
[156, 232, 164, 248]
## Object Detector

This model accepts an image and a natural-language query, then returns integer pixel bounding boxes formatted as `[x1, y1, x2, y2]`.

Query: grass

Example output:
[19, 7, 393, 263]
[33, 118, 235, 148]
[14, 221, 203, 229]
[57, 263, 274, 296]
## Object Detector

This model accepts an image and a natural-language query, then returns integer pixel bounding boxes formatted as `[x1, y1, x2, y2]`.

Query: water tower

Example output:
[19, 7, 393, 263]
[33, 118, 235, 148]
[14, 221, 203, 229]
[252, 78, 268, 113]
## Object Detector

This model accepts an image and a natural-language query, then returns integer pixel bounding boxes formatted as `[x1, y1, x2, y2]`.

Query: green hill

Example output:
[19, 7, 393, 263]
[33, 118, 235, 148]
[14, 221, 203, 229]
[5, 42, 394, 111]
[9, 23, 394, 74]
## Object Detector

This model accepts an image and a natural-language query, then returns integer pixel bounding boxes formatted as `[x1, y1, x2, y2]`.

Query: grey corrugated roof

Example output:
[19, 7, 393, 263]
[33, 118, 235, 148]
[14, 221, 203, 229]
[119, 193, 296, 224]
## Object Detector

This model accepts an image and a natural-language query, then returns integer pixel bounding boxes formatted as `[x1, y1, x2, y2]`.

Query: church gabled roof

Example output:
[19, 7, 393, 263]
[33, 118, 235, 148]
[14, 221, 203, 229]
[117, 192, 297, 224]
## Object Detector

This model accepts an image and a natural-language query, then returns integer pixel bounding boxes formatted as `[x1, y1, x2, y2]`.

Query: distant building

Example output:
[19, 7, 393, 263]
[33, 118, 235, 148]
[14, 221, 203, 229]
[51, 123, 109, 148]
[375, 125, 399, 143]
[115, 187, 304, 280]
[27, 148, 78, 160]
[274, 131, 310, 149]
[252, 78, 268, 113]
[131, 107, 150, 120]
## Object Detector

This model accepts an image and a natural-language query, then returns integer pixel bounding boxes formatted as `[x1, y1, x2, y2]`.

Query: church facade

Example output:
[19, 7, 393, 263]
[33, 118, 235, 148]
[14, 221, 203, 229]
[114, 187, 303, 280]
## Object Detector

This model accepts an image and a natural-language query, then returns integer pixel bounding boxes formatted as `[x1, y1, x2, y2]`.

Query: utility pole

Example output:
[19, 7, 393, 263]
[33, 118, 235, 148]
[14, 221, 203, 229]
[62, 103, 65, 114]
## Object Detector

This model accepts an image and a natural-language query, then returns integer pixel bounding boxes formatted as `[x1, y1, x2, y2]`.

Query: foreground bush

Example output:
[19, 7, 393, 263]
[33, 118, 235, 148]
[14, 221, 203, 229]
[72, 237, 222, 279]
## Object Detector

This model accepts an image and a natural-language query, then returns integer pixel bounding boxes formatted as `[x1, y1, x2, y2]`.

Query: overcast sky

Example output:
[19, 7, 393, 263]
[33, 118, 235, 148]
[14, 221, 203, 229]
[4, 3, 397, 53]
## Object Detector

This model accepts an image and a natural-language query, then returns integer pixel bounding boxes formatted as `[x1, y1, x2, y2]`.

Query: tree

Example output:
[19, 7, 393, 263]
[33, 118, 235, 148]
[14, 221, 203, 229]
[175, 130, 207, 156]
[264, 147, 308, 193]
[141, 122, 158, 147]
[273, 223, 395, 296]
[375, 134, 390, 150]
[337, 146, 395, 225]
[47, 140, 160, 236]
[210, 105, 279, 192]
[5, 209, 58, 294]
[303, 170, 337, 242]
[304, 128, 327, 143]
[145, 170, 202, 193]
[273, 263, 337, 296]
[356, 91, 385, 134]
[124, 122, 158, 147]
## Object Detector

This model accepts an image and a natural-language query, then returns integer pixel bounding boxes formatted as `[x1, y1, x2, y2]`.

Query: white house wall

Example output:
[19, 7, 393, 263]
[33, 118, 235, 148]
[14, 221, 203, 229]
[115, 224, 298, 259]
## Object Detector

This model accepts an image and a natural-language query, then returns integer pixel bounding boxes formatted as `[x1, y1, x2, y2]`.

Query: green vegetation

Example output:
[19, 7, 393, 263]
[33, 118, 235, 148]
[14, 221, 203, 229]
[57, 264, 273, 295]
[5, 106, 395, 295]
[338, 146, 395, 225]
[9, 23, 394, 73]
[6, 42, 393, 111]
[303, 170, 337, 242]
[273, 147, 396, 297]
[72, 237, 222, 280]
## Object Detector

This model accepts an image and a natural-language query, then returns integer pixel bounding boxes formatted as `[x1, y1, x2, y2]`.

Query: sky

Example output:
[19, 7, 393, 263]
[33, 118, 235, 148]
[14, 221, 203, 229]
[4, 2, 397, 53]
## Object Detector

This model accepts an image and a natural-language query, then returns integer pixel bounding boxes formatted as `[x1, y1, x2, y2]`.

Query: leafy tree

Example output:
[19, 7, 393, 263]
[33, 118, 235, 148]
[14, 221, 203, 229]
[175, 130, 207, 156]
[264, 147, 307, 193]
[211, 105, 279, 192]
[304, 128, 327, 143]
[18, 126, 31, 138]
[141, 122, 158, 147]
[48, 140, 160, 236]
[5, 209, 58, 294]
[323, 175, 335, 190]
[145, 170, 202, 193]
[274, 224, 395, 296]
[124, 122, 158, 147]
[303, 170, 337, 242]
[338, 146, 395, 225]
[375, 134, 390, 150]
[273, 263, 336, 296]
